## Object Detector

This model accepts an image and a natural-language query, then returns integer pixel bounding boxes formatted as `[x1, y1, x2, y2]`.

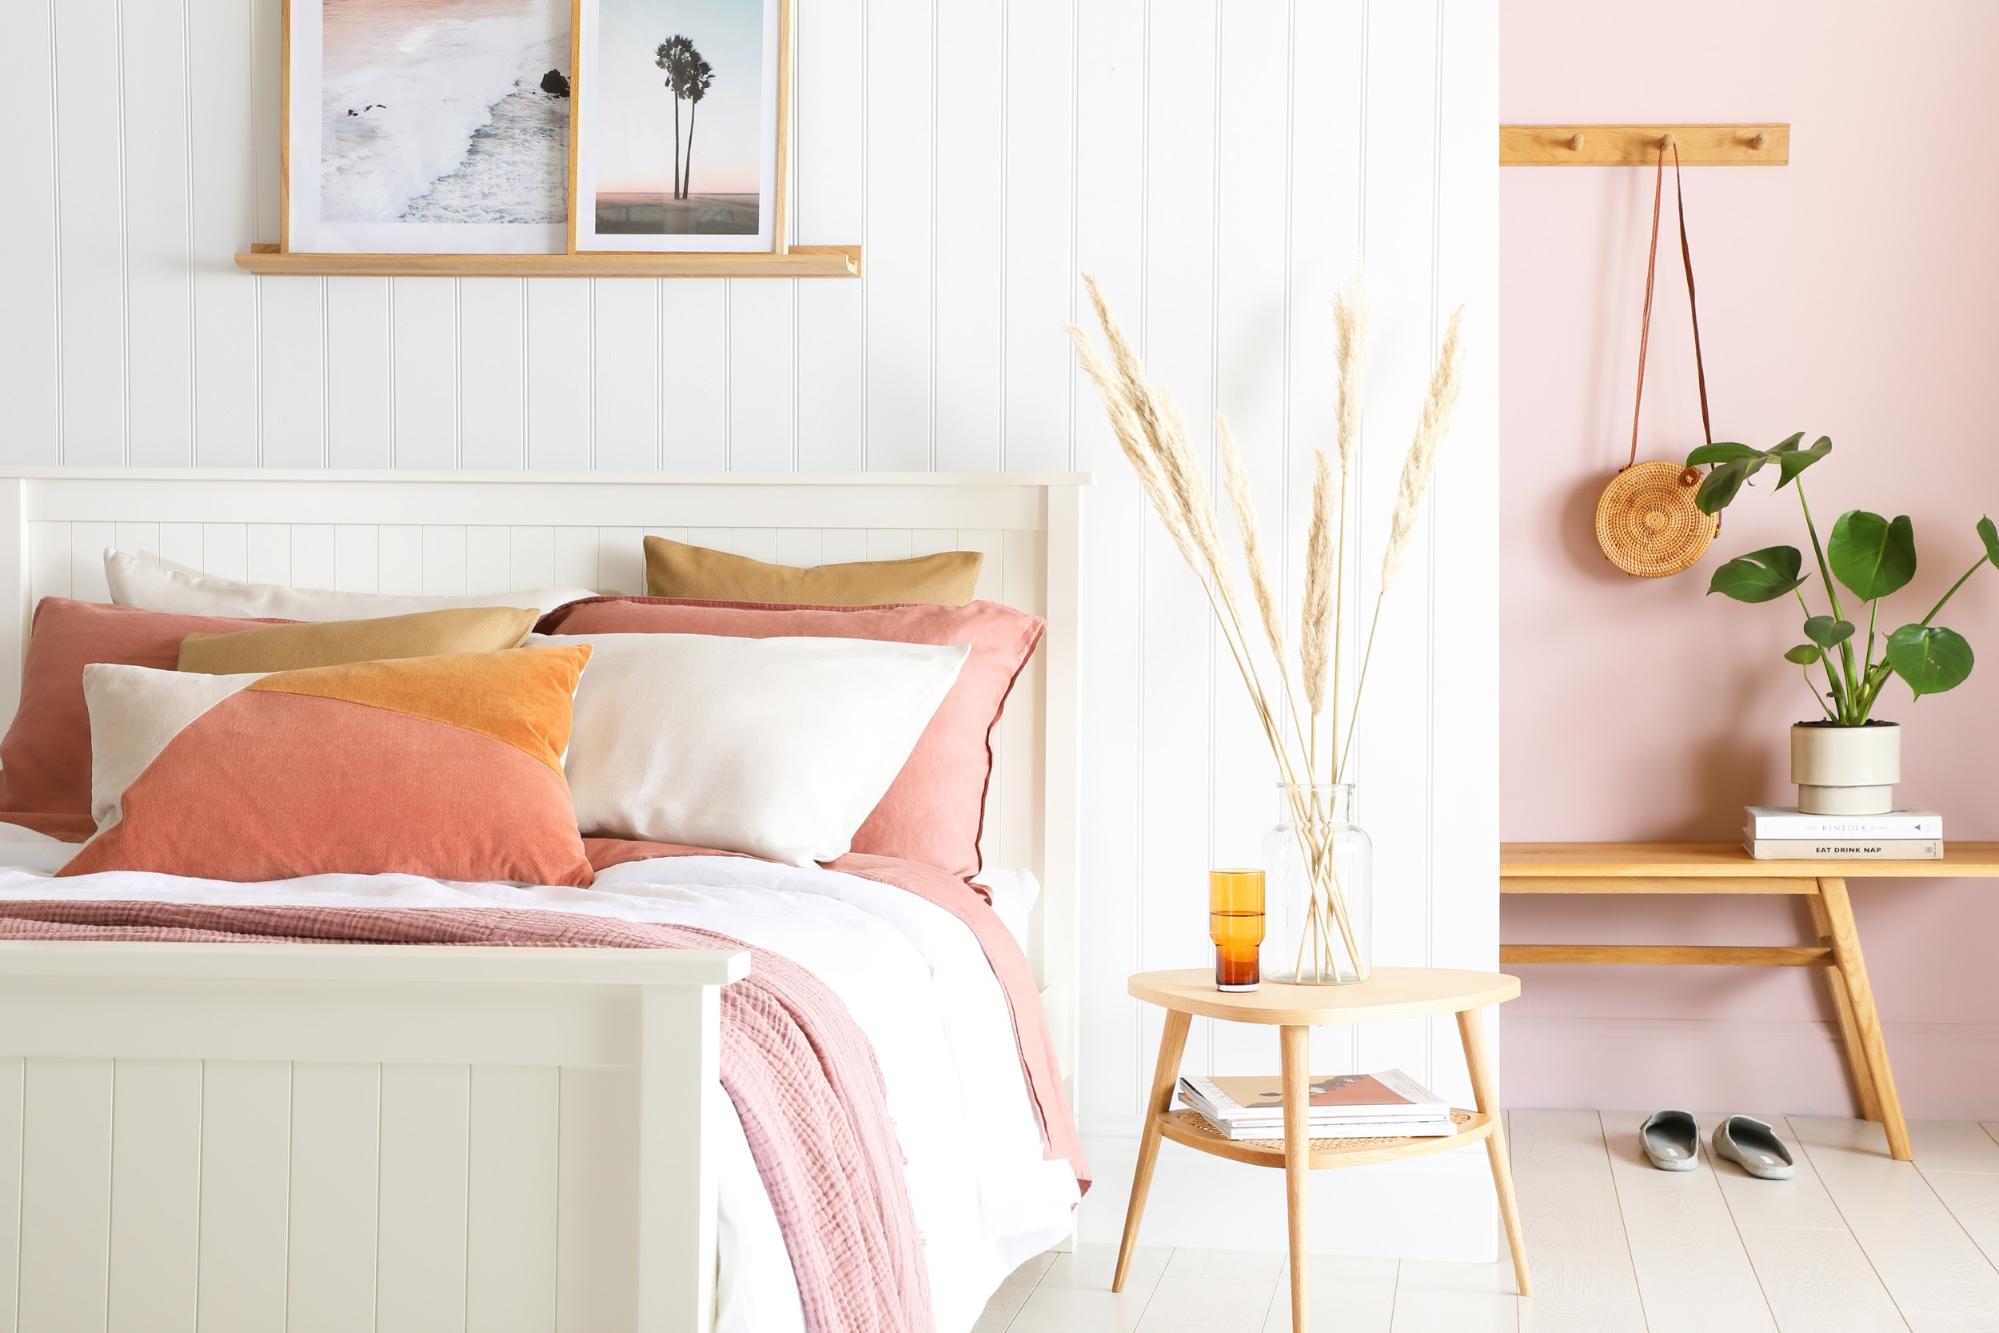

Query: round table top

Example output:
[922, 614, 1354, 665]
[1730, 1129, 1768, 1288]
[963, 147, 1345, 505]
[1128, 968, 1519, 1025]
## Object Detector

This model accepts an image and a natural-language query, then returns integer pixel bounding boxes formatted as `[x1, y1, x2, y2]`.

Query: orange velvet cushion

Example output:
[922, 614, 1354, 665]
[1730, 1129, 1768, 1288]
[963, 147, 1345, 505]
[60, 647, 596, 886]
[535, 597, 1044, 878]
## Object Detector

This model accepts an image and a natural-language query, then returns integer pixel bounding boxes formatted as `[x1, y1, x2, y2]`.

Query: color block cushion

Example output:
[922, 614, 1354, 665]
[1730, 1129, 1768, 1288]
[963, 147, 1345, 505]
[644, 535, 983, 606]
[106, 549, 594, 621]
[61, 647, 596, 885]
[178, 606, 537, 674]
[531, 631, 968, 867]
[536, 597, 1046, 877]
[0, 598, 285, 828]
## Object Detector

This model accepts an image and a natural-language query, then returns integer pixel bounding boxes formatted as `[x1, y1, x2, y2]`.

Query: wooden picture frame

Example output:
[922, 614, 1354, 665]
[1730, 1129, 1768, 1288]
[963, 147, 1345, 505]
[567, 0, 792, 255]
[281, 0, 574, 255]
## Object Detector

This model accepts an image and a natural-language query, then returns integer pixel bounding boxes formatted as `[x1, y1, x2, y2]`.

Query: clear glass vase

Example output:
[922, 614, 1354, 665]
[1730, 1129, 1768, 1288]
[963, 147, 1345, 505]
[1260, 782, 1373, 985]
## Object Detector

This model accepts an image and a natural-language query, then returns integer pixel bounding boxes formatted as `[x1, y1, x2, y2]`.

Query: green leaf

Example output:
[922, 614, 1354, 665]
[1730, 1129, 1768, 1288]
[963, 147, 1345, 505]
[1774, 435, 1832, 488]
[1767, 431, 1808, 453]
[1695, 455, 1769, 515]
[1980, 515, 1999, 569]
[1707, 546, 1807, 602]
[1828, 510, 1917, 600]
[1685, 442, 1762, 465]
[1886, 623, 1974, 698]
[1804, 616, 1855, 649]
[1784, 644, 1822, 665]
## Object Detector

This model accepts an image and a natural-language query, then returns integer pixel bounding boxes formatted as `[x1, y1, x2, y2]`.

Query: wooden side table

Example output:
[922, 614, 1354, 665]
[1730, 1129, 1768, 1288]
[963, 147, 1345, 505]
[1501, 841, 1999, 1162]
[1115, 969, 1530, 1331]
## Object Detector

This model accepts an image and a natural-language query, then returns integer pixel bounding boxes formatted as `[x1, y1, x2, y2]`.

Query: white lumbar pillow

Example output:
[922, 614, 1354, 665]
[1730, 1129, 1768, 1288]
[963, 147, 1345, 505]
[105, 549, 595, 621]
[535, 631, 969, 866]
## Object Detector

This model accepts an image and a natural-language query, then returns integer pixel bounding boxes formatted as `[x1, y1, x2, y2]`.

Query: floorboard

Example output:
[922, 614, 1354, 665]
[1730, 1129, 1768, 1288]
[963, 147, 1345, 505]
[990, 1116, 1999, 1333]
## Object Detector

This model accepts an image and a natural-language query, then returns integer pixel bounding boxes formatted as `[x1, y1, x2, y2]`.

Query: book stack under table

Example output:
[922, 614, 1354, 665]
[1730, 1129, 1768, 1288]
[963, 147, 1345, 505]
[1744, 806, 1943, 860]
[1175, 1068, 1454, 1141]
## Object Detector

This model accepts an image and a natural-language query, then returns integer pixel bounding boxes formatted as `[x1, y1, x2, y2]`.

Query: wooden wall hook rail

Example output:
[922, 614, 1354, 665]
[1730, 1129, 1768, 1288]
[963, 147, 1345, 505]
[1501, 123, 1789, 166]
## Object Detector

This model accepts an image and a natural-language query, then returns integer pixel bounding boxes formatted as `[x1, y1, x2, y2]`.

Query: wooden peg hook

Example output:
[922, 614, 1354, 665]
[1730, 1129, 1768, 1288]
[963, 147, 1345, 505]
[1568, 132, 1586, 151]
[1660, 132, 1676, 150]
[1750, 131, 1769, 150]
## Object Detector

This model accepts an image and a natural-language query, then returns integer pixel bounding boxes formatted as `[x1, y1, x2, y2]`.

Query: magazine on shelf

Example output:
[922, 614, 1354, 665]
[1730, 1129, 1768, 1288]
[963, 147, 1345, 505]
[1177, 1068, 1449, 1126]
[1184, 1111, 1459, 1141]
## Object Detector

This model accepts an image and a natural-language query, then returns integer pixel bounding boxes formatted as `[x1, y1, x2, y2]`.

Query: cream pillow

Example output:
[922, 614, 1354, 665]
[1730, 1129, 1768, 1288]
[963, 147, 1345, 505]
[105, 549, 593, 621]
[535, 631, 968, 866]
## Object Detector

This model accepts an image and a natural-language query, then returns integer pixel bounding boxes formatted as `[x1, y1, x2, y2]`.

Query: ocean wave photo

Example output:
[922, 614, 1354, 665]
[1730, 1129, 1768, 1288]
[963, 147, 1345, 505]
[320, 0, 568, 225]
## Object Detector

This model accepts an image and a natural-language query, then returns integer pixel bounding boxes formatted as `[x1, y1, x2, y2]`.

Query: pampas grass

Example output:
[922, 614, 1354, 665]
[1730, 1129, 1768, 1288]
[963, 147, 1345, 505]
[1072, 272, 1468, 982]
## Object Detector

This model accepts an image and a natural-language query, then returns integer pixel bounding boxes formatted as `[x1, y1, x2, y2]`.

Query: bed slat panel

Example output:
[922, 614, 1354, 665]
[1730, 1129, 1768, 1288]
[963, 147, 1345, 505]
[286, 1062, 382, 1333]
[108, 1060, 203, 1331]
[28, 521, 69, 604]
[197, 1061, 292, 1333]
[467, 526, 511, 594]
[72, 521, 117, 601]
[202, 523, 249, 582]
[247, 523, 292, 586]
[510, 526, 557, 591]
[0, 1058, 20, 1333]
[18, 1058, 113, 1331]
[333, 524, 380, 592]
[378, 524, 423, 594]
[421, 525, 469, 594]
[597, 527, 646, 595]
[289, 524, 335, 592]
[556, 1066, 638, 1333]
[466, 1066, 561, 1333]
[377, 1063, 472, 1333]
[773, 528, 824, 567]
[553, 527, 599, 594]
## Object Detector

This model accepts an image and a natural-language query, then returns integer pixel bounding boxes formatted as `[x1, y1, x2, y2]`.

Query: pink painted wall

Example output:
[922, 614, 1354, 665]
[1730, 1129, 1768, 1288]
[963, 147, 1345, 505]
[1500, 0, 1999, 1117]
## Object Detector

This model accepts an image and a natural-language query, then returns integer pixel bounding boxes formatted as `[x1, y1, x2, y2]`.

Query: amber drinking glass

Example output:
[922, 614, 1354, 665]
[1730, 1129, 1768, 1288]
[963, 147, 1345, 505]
[1209, 869, 1266, 991]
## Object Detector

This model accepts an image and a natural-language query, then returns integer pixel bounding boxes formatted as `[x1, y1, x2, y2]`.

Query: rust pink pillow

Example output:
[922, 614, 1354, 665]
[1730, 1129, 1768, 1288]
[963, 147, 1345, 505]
[536, 597, 1045, 878]
[0, 598, 286, 832]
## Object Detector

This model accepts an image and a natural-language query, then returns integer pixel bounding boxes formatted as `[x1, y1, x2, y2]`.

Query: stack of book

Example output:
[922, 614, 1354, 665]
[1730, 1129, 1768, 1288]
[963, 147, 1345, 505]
[1176, 1069, 1455, 1141]
[1743, 806, 1944, 860]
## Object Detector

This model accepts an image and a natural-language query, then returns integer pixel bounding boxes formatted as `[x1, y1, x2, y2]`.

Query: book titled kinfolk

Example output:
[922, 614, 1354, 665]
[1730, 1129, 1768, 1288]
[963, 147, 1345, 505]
[1745, 806, 1941, 839]
[1744, 835, 1943, 861]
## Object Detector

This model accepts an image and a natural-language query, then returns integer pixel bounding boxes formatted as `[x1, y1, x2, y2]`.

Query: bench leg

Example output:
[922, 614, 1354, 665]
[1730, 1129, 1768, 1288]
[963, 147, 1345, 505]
[1808, 892, 1883, 1122]
[1114, 1009, 1189, 1292]
[1816, 877, 1911, 1160]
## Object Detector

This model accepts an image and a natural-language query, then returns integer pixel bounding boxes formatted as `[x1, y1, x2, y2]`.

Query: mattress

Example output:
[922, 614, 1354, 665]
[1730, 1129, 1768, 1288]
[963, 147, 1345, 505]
[0, 827, 1079, 1333]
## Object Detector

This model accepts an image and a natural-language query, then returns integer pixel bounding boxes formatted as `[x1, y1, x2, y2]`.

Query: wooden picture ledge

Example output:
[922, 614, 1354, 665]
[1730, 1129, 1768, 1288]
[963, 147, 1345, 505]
[233, 243, 863, 278]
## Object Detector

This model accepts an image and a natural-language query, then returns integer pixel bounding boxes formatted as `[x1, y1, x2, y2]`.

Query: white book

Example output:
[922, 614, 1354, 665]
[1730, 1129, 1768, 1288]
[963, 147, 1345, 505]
[1744, 835, 1943, 861]
[1745, 806, 1941, 839]
[1184, 1110, 1460, 1141]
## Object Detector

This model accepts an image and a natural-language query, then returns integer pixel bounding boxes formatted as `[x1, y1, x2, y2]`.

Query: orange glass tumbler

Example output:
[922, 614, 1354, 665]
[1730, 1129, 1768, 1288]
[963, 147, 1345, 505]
[1209, 869, 1265, 992]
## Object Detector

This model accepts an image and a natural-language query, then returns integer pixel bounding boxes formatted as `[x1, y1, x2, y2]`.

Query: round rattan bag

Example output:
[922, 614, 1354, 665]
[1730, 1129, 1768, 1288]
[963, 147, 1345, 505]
[1595, 461, 1716, 577]
[1595, 139, 1719, 579]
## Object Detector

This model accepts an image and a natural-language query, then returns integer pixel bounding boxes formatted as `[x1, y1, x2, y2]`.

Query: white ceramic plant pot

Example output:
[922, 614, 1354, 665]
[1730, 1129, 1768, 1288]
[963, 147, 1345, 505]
[1791, 722, 1901, 815]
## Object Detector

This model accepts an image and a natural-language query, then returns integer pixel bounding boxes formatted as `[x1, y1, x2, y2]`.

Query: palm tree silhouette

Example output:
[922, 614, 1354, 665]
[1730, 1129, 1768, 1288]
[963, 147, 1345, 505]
[653, 35, 695, 198]
[679, 53, 715, 198]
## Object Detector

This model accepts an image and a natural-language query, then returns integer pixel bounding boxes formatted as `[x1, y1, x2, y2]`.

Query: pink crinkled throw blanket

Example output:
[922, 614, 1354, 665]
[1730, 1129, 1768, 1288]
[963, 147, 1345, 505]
[0, 899, 931, 1333]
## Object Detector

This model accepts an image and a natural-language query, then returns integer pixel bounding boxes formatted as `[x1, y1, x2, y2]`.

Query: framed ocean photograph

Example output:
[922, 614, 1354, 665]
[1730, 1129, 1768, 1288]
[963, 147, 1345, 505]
[569, 0, 790, 254]
[284, 0, 573, 254]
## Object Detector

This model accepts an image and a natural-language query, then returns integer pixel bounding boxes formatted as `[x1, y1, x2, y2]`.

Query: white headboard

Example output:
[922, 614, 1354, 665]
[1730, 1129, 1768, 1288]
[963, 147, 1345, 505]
[0, 468, 1085, 1070]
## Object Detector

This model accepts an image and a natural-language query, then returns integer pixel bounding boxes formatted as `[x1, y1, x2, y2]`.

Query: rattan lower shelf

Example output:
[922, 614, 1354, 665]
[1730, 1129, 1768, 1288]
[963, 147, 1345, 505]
[1157, 1107, 1488, 1170]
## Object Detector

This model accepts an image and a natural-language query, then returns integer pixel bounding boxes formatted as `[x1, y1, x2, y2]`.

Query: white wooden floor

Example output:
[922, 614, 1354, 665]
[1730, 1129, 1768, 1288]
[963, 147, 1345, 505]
[976, 1112, 1999, 1332]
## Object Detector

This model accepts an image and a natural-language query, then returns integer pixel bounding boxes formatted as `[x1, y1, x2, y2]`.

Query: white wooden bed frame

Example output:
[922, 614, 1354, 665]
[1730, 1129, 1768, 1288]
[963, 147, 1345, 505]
[0, 468, 1083, 1333]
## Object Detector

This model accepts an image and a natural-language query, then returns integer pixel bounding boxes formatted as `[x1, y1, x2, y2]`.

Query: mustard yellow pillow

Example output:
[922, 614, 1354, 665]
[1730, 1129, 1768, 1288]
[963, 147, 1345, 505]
[176, 607, 537, 675]
[643, 536, 982, 606]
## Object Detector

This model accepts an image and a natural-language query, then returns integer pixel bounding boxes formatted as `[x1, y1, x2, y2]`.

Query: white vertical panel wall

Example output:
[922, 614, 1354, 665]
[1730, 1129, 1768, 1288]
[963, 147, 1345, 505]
[0, 0, 1498, 1258]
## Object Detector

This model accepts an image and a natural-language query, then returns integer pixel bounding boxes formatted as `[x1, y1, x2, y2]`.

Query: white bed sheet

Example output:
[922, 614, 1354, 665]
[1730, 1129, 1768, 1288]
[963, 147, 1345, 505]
[0, 833, 1078, 1333]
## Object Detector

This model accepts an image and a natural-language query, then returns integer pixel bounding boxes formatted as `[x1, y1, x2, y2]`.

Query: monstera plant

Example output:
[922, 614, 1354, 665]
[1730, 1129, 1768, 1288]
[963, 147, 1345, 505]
[1688, 433, 1999, 814]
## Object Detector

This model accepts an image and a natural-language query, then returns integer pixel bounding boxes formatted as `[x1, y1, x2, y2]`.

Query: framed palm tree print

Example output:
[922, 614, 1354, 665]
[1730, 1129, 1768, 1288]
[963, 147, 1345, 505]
[568, 0, 791, 254]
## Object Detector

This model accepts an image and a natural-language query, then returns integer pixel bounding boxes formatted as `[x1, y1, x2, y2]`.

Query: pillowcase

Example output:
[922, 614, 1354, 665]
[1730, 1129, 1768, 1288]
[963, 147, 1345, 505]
[530, 631, 968, 867]
[178, 606, 536, 674]
[61, 647, 595, 885]
[536, 597, 1045, 877]
[106, 549, 594, 621]
[644, 535, 982, 606]
[0, 598, 284, 827]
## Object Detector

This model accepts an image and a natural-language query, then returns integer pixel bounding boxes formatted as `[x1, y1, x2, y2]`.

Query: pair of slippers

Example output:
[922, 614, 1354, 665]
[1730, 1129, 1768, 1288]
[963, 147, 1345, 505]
[1640, 1111, 1795, 1179]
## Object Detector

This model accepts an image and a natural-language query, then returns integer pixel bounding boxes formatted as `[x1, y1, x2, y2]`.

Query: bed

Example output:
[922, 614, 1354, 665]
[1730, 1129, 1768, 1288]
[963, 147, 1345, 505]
[0, 468, 1085, 1333]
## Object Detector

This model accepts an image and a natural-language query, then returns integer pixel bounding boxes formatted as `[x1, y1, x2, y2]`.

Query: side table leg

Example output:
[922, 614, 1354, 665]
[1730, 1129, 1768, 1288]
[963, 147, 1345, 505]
[1280, 1024, 1311, 1333]
[1113, 1009, 1190, 1292]
[1808, 890, 1884, 1122]
[1457, 1006, 1531, 1296]
[1817, 877, 1912, 1160]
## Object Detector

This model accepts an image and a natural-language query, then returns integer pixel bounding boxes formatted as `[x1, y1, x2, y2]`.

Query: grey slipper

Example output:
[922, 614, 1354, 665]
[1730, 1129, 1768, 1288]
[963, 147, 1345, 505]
[1640, 1110, 1700, 1170]
[1712, 1115, 1796, 1180]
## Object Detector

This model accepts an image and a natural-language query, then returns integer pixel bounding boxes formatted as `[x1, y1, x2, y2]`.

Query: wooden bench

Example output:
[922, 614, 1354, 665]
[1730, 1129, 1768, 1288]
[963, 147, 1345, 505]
[1500, 841, 1999, 1162]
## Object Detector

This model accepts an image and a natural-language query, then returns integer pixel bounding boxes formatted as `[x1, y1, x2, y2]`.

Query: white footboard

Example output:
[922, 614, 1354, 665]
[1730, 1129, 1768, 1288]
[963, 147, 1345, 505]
[0, 941, 749, 1333]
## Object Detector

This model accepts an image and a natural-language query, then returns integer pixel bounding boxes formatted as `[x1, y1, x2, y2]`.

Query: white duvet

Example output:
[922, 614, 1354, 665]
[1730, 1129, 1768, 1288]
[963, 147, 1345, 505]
[0, 828, 1078, 1333]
